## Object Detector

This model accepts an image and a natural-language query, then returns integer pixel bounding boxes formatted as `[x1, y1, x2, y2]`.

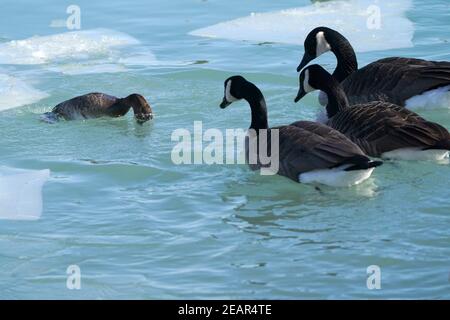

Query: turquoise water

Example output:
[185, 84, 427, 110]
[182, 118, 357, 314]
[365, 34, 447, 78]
[0, 0, 449, 299]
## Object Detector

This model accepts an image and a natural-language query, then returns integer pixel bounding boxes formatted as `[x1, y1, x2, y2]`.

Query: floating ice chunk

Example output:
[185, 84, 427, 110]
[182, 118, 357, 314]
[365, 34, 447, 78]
[0, 28, 140, 65]
[49, 51, 186, 74]
[0, 74, 48, 111]
[0, 29, 172, 74]
[190, 0, 414, 52]
[0, 168, 50, 220]
[118, 50, 159, 66]
[48, 63, 128, 75]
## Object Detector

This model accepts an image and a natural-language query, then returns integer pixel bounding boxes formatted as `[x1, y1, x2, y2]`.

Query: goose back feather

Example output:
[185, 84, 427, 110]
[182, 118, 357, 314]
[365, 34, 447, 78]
[341, 58, 450, 106]
[327, 101, 450, 157]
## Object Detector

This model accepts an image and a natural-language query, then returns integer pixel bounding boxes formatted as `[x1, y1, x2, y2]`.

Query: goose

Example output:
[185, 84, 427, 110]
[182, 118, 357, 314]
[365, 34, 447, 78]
[294, 64, 450, 160]
[220, 75, 382, 187]
[42, 93, 153, 124]
[297, 27, 450, 109]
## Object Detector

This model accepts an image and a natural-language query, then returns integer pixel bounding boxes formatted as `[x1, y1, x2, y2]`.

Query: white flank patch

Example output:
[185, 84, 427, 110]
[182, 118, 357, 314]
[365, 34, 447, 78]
[190, 0, 413, 52]
[405, 85, 450, 110]
[299, 165, 374, 187]
[0, 168, 50, 220]
[381, 148, 450, 161]
[0, 73, 48, 111]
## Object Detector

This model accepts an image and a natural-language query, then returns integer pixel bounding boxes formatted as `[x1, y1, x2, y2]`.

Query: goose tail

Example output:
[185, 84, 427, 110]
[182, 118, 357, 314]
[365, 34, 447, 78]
[343, 155, 383, 171]
[429, 138, 450, 151]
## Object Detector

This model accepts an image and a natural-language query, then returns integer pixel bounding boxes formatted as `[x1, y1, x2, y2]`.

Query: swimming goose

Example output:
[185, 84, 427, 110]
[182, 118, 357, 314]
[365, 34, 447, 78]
[220, 75, 382, 187]
[43, 93, 153, 124]
[297, 27, 450, 109]
[295, 64, 450, 160]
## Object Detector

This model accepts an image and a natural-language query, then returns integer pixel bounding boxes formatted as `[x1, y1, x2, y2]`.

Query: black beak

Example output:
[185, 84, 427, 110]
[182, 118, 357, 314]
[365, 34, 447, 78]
[297, 53, 313, 72]
[220, 97, 231, 109]
[294, 88, 307, 103]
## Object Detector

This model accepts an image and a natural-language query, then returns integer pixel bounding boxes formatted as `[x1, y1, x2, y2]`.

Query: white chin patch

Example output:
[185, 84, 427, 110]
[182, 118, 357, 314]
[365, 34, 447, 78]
[303, 69, 315, 93]
[225, 80, 238, 103]
[316, 31, 331, 56]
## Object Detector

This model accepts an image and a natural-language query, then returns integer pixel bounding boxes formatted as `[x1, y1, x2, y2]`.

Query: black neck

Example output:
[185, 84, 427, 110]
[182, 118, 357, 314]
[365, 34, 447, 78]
[243, 83, 269, 131]
[107, 101, 131, 117]
[329, 32, 358, 83]
[318, 73, 350, 118]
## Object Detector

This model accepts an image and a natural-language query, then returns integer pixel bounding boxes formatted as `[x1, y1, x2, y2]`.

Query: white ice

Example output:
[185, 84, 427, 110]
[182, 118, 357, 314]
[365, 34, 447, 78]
[0, 28, 187, 74]
[0, 73, 48, 111]
[0, 167, 50, 220]
[0, 28, 139, 65]
[190, 0, 414, 52]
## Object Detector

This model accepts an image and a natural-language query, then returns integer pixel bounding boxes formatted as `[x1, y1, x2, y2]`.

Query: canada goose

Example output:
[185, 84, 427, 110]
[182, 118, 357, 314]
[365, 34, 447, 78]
[42, 93, 153, 124]
[295, 64, 450, 160]
[297, 27, 450, 109]
[220, 75, 382, 187]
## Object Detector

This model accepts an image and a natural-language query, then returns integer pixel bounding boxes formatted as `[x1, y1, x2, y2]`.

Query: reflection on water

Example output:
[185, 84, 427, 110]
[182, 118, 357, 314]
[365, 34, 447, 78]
[221, 172, 380, 241]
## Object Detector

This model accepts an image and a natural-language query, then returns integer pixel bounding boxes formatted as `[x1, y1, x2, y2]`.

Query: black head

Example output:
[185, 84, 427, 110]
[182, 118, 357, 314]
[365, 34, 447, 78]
[297, 26, 334, 72]
[295, 64, 331, 103]
[220, 75, 248, 109]
[123, 93, 153, 124]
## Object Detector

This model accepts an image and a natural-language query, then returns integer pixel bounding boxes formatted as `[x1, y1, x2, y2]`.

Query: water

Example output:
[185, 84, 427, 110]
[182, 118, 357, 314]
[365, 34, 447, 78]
[0, 0, 449, 299]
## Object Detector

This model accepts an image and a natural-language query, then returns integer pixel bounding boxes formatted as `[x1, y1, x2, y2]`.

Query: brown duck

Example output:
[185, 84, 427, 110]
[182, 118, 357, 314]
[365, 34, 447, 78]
[43, 93, 153, 124]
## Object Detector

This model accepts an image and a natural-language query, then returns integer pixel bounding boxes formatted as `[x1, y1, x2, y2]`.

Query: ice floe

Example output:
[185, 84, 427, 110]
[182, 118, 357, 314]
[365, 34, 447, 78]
[0, 167, 50, 220]
[190, 0, 414, 52]
[0, 28, 139, 65]
[0, 28, 186, 75]
[0, 74, 48, 111]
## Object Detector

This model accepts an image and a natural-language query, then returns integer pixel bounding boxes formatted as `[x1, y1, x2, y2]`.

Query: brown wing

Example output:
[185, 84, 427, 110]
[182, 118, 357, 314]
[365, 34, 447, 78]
[288, 120, 367, 157]
[342, 57, 450, 106]
[52, 93, 118, 119]
[249, 121, 370, 182]
[328, 102, 450, 157]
